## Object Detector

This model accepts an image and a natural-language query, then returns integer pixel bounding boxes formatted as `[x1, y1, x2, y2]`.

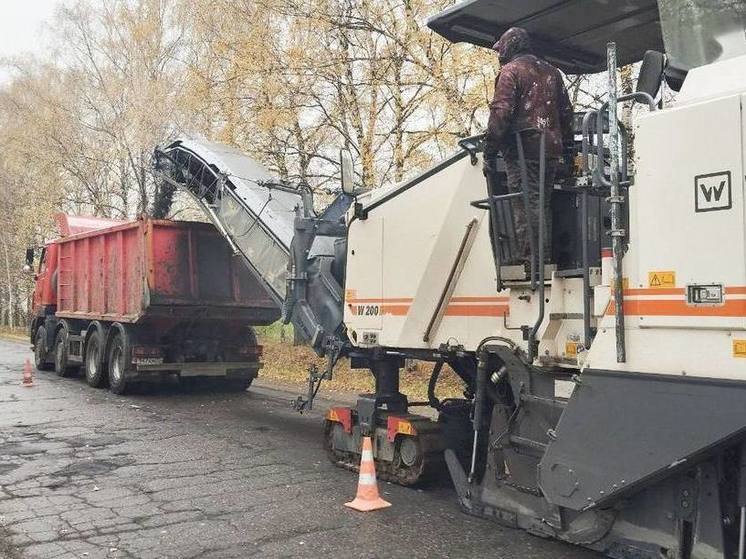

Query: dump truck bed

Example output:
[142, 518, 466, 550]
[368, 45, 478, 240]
[54, 218, 279, 324]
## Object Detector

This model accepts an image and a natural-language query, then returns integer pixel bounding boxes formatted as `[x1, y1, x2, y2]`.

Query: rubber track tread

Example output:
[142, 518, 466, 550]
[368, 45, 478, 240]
[324, 420, 448, 486]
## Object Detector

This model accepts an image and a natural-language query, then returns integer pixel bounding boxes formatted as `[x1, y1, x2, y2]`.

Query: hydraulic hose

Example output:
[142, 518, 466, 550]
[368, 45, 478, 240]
[428, 361, 445, 410]
[468, 335, 520, 484]
[468, 350, 489, 483]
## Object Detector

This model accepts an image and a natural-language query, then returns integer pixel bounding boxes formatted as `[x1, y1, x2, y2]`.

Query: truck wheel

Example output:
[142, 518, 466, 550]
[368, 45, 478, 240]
[54, 329, 77, 378]
[84, 330, 107, 388]
[107, 331, 132, 395]
[34, 326, 54, 371]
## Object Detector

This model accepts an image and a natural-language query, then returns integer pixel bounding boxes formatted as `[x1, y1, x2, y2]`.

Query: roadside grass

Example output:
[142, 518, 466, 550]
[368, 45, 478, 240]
[0, 327, 27, 342]
[255, 324, 466, 401]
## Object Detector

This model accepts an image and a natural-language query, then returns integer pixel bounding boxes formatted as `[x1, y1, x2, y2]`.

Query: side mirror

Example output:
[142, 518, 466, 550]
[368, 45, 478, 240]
[636, 50, 665, 99]
[24, 248, 34, 273]
[340, 149, 355, 195]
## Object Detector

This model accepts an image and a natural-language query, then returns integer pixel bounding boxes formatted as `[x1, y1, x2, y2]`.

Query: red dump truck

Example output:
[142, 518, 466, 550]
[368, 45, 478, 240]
[28, 214, 279, 394]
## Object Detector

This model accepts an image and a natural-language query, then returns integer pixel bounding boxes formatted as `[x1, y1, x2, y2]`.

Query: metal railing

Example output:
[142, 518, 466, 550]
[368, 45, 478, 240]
[577, 43, 658, 363]
[472, 129, 547, 361]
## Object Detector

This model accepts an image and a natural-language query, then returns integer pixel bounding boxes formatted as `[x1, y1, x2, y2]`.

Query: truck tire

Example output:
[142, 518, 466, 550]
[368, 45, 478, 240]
[84, 330, 107, 388]
[107, 331, 132, 395]
[54, 329, 77, 377]
[34, 326, 53, 371]
[216, 327, 258, 392]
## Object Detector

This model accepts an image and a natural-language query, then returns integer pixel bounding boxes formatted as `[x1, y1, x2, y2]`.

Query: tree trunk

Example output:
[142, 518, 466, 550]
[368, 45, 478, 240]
[2, 236, 14, 329]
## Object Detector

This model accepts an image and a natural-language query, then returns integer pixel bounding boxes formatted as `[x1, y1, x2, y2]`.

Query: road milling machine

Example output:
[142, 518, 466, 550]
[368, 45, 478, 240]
[155, 0, 746, 556]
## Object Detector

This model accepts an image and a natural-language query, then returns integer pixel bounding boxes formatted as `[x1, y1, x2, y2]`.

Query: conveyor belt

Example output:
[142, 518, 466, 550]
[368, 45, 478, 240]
[155, 138, 304, 304]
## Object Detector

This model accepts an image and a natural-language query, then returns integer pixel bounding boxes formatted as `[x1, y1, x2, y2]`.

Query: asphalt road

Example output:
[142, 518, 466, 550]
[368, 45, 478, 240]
[0, 337, 601, 559]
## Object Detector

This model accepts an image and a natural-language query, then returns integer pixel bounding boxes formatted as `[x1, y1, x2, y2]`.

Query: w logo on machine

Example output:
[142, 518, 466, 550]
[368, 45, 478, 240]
[695, 171, 732, 213]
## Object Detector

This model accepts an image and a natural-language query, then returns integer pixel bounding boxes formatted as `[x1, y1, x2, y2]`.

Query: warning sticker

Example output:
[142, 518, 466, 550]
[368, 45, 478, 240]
[648, 271, 676, 289]
[565, 341, 578, 357]
[733, 340, 746, 358]
[397, 421, 414, 436]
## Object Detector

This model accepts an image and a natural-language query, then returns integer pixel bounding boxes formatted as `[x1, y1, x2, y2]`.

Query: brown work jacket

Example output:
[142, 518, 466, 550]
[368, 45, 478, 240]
[485, 53, 574, 162]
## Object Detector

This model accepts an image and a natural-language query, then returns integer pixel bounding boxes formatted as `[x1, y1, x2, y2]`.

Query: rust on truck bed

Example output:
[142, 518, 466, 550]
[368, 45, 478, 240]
[54, 217, 279, 325]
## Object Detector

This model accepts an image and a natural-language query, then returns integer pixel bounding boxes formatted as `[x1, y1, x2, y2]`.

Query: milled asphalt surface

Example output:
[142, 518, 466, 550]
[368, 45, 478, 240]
[0, 337, 601, 559]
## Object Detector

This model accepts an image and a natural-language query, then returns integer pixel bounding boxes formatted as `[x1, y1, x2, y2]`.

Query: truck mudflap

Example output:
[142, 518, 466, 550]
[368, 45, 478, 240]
[323, 408, 447, 486]
[130, 361, 263, 378]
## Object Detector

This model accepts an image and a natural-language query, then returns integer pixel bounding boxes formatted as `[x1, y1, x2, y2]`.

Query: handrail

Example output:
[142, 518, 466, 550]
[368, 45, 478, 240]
[423, 219, 480, 342]
[515, 130, 538, 290]
[594, 92, 656, 188]
[581, 110, 598, 175]
[528, 131, 547, 362]
[483, 157, 507, 291]
[473, 129, 547, 316]
[470, 191, 522, 210]
[581, 190, 592, 350]
[607, 42, 626, 363]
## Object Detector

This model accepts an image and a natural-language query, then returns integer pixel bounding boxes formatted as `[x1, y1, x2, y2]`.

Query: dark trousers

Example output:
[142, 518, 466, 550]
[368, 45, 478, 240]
[504, 158, 556, 263]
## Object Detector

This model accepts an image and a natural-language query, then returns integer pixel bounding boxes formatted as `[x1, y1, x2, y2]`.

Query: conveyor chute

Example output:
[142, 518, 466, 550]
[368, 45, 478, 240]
[155, 137, 305, 304]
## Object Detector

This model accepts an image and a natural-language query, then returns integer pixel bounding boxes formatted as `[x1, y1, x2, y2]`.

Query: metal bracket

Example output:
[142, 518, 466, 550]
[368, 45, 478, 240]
[292, 364, 329, 413]
[353, 202, 368, 220]
[457, 134, 483, 166]
[292, 340, 341, 413]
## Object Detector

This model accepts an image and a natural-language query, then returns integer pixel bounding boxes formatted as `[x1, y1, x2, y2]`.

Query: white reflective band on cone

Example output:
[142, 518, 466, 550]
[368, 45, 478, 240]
[358, 473, 376, 485]
[361, 450, 374, 461]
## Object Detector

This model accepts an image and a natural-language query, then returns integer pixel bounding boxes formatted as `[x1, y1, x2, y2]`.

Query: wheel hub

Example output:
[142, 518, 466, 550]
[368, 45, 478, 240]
[111, 348, 123, 382]
[87, 344, 98, 376]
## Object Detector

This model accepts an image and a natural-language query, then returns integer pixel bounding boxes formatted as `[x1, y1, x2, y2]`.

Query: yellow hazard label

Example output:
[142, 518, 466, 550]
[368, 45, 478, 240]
[565, 341, 578, 357]
[733, 340, 746, 358]
[648, 271, 676, 289]
[397, 421, 414, 436]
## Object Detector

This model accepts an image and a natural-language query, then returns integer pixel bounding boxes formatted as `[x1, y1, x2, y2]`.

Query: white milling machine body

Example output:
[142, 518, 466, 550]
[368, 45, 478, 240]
[154, 0, 746, 557]
[344, 0, 746, 557]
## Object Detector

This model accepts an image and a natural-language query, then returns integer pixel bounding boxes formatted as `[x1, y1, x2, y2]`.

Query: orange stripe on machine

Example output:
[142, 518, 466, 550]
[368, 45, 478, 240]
[444, 305, 509, 317]
[606, 298, 746, 317]
[623, 287, 685, 296]
[347, 295, 510, 318]
[377, 303, 509, 317]
[346, 296, 509, 304]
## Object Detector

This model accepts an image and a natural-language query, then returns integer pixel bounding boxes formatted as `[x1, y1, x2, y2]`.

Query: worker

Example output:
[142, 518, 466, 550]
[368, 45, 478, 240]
[483, 27, 574, 268]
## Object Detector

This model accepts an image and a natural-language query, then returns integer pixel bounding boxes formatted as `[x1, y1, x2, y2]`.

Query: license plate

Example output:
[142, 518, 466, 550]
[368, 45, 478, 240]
[133, 358, 164, 365]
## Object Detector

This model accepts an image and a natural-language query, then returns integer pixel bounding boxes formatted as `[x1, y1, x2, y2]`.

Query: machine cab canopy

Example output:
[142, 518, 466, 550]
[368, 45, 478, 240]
[426, 0, 664, 74]
[427, 0, 746, 75]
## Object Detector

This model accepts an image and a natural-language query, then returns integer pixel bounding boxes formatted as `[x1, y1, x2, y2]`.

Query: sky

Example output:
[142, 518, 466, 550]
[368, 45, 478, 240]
[0, 0, 63, 82]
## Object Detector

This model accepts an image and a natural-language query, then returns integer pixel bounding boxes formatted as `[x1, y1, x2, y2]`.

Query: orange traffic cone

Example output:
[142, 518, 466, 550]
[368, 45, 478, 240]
[22, 359, 34, 387]
[345, 436, 391, 512]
